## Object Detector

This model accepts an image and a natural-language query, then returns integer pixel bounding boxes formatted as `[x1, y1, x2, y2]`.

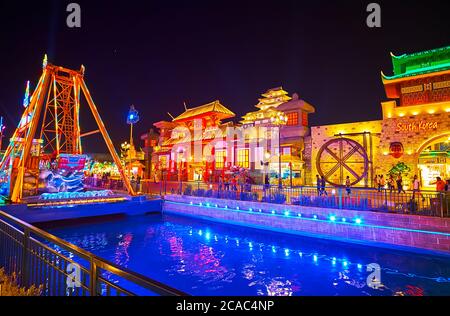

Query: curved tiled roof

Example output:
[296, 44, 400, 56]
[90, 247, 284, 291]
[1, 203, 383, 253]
[172, 100, 235, 122]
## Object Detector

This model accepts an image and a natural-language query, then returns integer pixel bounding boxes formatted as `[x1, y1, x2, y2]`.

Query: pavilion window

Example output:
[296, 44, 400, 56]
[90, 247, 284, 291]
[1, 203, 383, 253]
[215, 150, 226, 169]
[282, 147, 291, 155]
[301, 112, 308, 126]
[286, 112, 299, 126]
[237, 148, 249, 168]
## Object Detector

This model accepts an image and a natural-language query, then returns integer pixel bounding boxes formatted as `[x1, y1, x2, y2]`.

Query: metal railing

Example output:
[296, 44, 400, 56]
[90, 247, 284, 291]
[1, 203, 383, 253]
[152, 181, 450, 218]
[0, 210, 187, 296]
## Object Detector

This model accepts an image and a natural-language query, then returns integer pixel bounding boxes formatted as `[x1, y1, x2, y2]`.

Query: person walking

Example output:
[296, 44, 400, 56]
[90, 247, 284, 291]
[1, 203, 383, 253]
[396, 173, 405, 194]
[321, 176, 328, 196]
[388, 175, 395, 193]
[345, 176, 351, 196]
[374, 175, 379, 190]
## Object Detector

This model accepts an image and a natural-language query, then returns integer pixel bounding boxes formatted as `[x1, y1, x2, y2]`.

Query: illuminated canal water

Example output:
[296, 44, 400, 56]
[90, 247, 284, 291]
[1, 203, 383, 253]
[48, 213, 450, 296]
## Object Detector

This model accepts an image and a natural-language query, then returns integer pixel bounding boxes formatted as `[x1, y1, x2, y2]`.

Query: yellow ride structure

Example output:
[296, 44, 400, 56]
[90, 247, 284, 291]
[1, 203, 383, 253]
[0, 56, 136, 202]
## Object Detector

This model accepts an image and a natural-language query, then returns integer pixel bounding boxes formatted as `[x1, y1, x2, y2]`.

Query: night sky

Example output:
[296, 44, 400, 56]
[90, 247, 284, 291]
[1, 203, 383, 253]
[0, 0, 449, 153]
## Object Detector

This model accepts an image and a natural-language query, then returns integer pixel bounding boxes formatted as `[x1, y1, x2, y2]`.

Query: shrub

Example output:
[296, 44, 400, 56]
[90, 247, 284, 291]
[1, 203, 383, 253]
[193, 189, 205, 197]
[262, 193, 286, 204]
[0, 268, 42, 296]
[183, 184, 193, 196]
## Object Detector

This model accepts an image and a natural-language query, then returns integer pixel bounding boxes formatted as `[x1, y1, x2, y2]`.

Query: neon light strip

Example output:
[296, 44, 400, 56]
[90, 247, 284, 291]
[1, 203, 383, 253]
[53, 74, 60, 155]
[28, 197, 127, 207]
[165, 200, 450, 237]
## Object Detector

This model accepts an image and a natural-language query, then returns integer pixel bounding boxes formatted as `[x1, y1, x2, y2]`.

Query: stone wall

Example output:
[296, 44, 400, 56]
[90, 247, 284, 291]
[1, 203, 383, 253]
[163, 194, 450, 254]
[375, 112, 450, 185]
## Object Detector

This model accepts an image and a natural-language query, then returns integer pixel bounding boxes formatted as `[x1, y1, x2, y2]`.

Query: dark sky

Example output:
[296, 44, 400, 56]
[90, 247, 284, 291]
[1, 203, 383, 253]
[0, 0, 449, 152]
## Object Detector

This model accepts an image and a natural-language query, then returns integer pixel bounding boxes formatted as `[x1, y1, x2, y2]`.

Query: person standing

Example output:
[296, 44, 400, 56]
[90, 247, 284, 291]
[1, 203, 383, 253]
[321, 176, 328, 196]
[412, 175, 425, 201]
[345, 176, 351, 196]
[316, 174, 321, 196]
[374, 175, 379, 190]
[435, 177, 446, 192]
[379, 175, 386, 192]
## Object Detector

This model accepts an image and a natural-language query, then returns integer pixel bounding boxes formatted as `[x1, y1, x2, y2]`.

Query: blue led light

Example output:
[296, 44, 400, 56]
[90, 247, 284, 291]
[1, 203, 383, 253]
[258, 209, 262, 213]
[189, 201, 193, 205]
[342, 218, 347, 222]
[332, 257, 336, 265]
[271, 210, 276, 214]
[284, 211, 290, 216]
[225, 205, 228, 209]
[249, 242, 253, 249]
[343, 260, 348, 267]
[298, 213, 302, 217]
[249, 208, 253, 212]
[198, 230, 203, 236]
[236, 206, 240, 210]
[357, 264, 363, 270]
[215, 204, 218, 207]
[206, 203, 210, 207]
[199, 202, 202, 206]
[299, 252, 303, 257]
[313, 255, 318, 262]
[313, 215, 318, 219]
[329, 215, 336, 222]
[205, 232, 211, 240]
[272, 246, 276, 253]
[355, 218, 362, 224]
[284, 248, 290, 256]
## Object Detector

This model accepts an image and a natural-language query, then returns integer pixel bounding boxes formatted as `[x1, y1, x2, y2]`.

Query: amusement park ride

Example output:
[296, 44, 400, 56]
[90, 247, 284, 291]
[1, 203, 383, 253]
[0, 56, 135, 203]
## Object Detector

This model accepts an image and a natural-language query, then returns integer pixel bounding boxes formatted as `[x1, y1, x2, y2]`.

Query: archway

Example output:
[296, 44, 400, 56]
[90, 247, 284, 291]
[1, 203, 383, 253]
[417, 133, 450, 189]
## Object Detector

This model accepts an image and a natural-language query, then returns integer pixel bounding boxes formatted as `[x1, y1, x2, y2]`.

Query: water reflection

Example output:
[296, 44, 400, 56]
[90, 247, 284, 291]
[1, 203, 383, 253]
[49, 214, 450, 296]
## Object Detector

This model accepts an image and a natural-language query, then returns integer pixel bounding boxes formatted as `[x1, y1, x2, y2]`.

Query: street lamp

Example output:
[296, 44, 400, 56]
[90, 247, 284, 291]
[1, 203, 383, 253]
[270, 112, 288, 189]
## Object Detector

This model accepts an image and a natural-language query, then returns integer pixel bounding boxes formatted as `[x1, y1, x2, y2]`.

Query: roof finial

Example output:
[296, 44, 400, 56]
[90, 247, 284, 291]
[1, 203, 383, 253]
[167, 112, 175, 120]
[183, 101, 188, 111]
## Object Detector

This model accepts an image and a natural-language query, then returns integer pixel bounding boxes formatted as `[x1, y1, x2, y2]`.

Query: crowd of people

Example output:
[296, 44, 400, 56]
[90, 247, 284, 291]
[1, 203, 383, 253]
[373, 173, 449, 195]
[314, 173, 450, 198]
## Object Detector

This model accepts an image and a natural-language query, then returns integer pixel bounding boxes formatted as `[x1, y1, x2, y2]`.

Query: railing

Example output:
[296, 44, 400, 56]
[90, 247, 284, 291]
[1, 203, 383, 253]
[149, 181, 450, 218]
[0, 210, 187, 296]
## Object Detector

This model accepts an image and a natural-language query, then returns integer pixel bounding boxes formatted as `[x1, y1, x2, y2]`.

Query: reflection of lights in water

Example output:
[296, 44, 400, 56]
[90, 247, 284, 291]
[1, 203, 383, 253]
[265, 278, 294, 296]
[114, 233, 133, 267]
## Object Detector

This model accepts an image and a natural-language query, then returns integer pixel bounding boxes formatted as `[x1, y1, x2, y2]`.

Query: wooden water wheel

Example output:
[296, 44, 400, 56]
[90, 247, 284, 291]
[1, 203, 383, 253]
[316, 138, 369, 186]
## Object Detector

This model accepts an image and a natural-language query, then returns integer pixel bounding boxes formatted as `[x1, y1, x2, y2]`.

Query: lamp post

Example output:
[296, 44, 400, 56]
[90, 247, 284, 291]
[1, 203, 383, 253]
[270, 113, 288, 189]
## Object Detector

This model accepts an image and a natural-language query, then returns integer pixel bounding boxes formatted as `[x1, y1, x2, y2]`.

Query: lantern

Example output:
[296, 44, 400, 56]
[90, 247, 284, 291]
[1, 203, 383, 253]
[389, 142, 404, 158]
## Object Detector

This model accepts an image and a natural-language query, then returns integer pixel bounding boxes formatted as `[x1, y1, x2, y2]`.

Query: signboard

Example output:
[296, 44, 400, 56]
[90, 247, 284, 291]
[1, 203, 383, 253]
[396, 120, 438, 133]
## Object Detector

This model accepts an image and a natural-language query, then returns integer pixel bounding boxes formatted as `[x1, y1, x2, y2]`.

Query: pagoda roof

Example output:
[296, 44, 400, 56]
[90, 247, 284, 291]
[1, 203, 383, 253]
[172, 100, 235, 122]
[261, 87, 289, 98]
[381, 46, 450, 82]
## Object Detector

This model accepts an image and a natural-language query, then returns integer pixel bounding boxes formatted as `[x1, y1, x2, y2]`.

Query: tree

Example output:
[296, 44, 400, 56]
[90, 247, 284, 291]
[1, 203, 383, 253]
[387, 162, 411, 177]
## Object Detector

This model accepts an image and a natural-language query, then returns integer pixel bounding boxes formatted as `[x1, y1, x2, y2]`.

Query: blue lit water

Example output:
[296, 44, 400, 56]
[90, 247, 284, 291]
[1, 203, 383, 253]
[48, 213, 450, 296]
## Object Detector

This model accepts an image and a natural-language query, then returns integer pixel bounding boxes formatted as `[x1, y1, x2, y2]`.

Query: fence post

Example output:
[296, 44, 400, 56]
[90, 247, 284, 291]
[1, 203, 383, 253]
[338, 187, 342, 209]
[90, 259, 98, 296]
[21, 228, 30, 287]
[440, 193, 444, 218]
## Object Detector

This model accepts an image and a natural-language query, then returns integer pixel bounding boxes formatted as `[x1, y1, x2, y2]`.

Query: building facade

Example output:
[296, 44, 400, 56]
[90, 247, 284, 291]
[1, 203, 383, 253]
[308, 46, 450, 189]
[149, 88, 315, 185]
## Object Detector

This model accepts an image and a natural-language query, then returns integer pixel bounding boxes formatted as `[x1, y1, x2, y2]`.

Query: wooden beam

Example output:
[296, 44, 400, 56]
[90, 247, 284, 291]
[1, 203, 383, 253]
[78, 77, 136, 196]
